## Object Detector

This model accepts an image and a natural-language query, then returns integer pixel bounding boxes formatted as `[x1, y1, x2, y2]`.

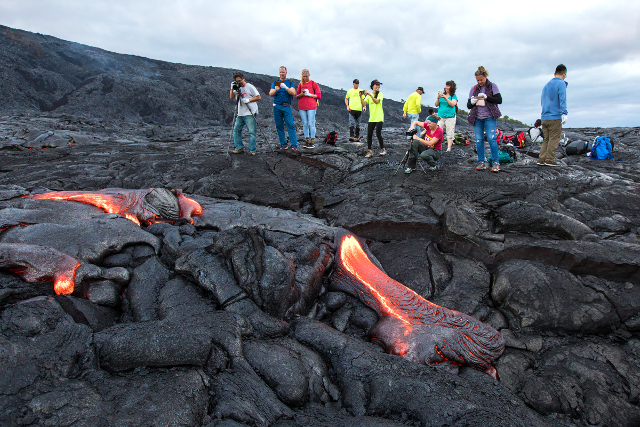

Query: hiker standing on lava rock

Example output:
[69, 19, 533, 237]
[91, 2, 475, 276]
[230, 71, 261, 155]
[435, 80, 458, 152]
[345, 79, 366, 142]
[296, 69, 321, 150]
[467, 66, 503, 173]
[538, 64, 568, 167]
[269, 66, 298, 151]
[363, 79, 386, 158]
[403, 87, 424, 143]
[405, 115, 443, 173]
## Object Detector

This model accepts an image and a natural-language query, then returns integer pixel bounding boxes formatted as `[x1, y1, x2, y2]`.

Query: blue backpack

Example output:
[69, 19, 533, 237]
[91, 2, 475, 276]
[589, 136, 613, 160]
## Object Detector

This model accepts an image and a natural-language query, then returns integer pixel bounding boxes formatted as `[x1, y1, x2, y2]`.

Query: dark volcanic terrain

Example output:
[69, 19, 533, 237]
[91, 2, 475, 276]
[2, 25, 640, 427]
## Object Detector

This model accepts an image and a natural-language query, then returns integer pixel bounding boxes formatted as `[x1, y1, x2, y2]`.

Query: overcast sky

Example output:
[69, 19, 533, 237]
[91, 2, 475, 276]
[2, 0, 639, 128]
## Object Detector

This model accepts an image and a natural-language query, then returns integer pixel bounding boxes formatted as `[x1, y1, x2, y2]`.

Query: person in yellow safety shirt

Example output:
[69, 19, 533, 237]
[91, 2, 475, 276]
[403, 87, 424, 143]
[345, 79, 366, 142]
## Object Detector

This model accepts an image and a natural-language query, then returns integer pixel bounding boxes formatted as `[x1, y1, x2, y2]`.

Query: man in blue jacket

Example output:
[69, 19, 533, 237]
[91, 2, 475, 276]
[538, 64, 568, 166]
[269, 66, 298, 151]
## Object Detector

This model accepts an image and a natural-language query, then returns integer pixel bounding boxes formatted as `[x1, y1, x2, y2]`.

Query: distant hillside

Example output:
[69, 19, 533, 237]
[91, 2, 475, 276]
[0, 25, 412, 127]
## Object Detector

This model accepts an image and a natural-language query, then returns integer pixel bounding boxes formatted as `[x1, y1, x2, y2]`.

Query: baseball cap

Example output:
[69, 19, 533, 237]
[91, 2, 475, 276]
[417, 87, 424, 92]
[370, 79, 382, 88]
[353, 79, 359, 84]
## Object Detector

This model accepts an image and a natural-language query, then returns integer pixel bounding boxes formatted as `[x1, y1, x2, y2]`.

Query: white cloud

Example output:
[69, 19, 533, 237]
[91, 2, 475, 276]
[1, 0, 639, 127]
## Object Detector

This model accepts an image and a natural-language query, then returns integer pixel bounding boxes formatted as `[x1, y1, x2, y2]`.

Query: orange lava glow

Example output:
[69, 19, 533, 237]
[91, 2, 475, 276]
[28, 193, 138, 221]
[340, 236, 412, 325]
[54, 262, 81, 295]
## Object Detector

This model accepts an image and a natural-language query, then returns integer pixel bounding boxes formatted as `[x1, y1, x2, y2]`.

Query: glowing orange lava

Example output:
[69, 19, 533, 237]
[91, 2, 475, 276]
[54, 262, 81, 295]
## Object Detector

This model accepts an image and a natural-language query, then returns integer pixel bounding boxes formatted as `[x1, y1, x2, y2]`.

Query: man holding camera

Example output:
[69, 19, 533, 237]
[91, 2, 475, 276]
[403, 87, 424, 140]
[230, 71, 261, 155]
[345, 79, 366, 142]
[269, 66, 298, 151]
[404, 116, 443, 173]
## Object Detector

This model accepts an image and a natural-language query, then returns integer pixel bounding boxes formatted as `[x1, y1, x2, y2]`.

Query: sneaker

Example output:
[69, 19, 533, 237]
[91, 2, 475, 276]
[349, 136, 356, 142]
[379, 148, 387, 156]
[303, 144, 315, 149]
[545, 162, 559, 167]
[537, 161, 545, 166]
[291, 146, 298, 151]
[249, 151, 256, 155]
[429, 165, 437, 171]
[232, 148, 244, 154]
[446, 148, 451, 152]
[476, 162, 486, 171]
[364, 150, 373, 158]
[280, 146, 288, 150]
[491, 162, 500, 172]
[353, 136, 361, 142]
[404, 167, 415, 174]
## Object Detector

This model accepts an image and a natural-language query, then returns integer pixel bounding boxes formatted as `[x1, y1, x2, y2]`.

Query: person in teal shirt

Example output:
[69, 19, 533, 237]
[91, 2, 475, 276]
[363, 79, 385, 158]
[435, 80, 458, 152]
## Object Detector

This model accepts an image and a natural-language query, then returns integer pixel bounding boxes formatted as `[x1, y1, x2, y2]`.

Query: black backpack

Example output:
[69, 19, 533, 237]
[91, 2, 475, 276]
[325, 131, 337, 145]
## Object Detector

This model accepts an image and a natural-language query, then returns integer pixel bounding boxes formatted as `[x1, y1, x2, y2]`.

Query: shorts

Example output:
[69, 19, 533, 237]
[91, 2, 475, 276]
[438, 117, 457, 141]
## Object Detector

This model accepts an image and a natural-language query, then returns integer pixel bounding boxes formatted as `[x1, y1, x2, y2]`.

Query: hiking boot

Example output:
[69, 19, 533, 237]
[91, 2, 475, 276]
[349, 136, 356, 142]
[545, 162, 559, 167]
[232, 148, 244, 154]
[404, 167, 415, 174]
[364, 150, 373, 158]
[491, 162, 500, 172]
[379, 148, 387, 156]
[475, 161, 486, 170]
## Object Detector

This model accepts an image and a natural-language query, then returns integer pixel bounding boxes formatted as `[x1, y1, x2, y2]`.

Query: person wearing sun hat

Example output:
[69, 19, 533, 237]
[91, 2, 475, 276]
[363, 79, 385, 157]
[404, 115, 443, 173]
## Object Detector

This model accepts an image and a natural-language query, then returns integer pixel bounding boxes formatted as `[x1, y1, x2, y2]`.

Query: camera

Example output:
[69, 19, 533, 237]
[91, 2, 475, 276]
[405, 128, 418, 137]
[231, 81, 242, 92]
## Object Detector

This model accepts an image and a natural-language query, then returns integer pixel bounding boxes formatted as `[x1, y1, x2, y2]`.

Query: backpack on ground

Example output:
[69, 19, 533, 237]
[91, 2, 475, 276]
[498, 149, 514, 164]
[325, 131, 337, 145]
[565, 140, 588, 155]
[454, 133, 465, 145]
[589, 136, 613, 160]
[514, 131, 526, 148]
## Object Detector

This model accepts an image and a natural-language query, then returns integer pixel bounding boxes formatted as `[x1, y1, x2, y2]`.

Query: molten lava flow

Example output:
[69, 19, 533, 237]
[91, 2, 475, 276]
[333, 232, 505, 379]
[0, 243, 82, 295]
[24, 188, 202, 226]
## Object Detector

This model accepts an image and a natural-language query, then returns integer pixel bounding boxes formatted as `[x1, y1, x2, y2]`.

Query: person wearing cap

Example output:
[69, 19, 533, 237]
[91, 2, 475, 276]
[435, 80, 458, 152]
[269, 66, 298, 151]
[404, 115, 443, 173]
[229, 71, 261, 155]
[345, 79, 366, 142]
[403, 87, 424, 141]
[363, 80, 385, 157]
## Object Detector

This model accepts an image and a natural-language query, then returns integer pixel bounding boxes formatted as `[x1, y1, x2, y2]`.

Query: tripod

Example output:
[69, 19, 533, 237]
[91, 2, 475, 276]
[393, 137, 428, 175]
[227, 87, 274, 157]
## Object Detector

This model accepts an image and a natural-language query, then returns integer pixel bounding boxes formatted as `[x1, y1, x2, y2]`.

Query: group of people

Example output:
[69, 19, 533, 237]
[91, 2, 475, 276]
[229, 64, 569, 174]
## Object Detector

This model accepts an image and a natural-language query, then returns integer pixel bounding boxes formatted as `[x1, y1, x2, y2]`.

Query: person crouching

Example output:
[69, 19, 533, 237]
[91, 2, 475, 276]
[405, 116, 443, 173]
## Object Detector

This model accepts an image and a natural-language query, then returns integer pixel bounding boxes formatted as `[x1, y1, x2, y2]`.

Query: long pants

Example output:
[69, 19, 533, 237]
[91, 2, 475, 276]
[273, 104, 297, 148]
[299, 109, 317, 138]
[472, 117, 499, 164]
[539, 119, 562, 164]
[349, 110, 362, 137]
[233, 114, 257, 152]
[406, 113, 422, 140]
[407, 139, 441, 168]
[367, 122, 384, 149]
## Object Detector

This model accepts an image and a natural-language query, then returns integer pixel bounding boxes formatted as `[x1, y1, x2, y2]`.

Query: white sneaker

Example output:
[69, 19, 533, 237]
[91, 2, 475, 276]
[364, 150, 373, 158]
[446, 148, 451, 152]
[379, 148, 387, 156]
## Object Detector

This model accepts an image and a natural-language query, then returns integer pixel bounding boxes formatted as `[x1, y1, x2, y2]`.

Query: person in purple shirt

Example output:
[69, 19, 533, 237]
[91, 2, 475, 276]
[467, 66, 502, 173]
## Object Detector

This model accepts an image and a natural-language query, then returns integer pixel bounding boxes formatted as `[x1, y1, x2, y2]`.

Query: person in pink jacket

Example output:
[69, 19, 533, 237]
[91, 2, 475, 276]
[296, 69, 321, 149]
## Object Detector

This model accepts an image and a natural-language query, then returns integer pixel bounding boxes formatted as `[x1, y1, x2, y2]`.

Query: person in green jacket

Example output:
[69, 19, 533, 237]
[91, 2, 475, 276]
[403, 87, 424, 141]
[363, 79, 385, 157]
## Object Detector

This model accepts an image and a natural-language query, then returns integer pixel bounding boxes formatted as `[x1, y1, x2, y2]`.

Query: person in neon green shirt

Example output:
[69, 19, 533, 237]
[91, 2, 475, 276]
[403, 87, 424, 142]
[363, 79, 385, 158]
[345, 79, 366, 141]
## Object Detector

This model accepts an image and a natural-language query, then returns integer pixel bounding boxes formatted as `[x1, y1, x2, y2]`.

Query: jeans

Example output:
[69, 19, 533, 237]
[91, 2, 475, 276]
[349, 110, 362, 136]
[539, 119, 562, 164]
[407, 140, 441, 168]
[473, 117, 499, 164]
[299, 109, 317, 138]
[273, 104, 297, 148]
[406, 113, 421, 140]
[233, 114, 257, 152]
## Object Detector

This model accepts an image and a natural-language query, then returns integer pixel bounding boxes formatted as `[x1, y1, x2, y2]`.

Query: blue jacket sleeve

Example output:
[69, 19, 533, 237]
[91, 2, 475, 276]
[559, 83, 568, 115]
